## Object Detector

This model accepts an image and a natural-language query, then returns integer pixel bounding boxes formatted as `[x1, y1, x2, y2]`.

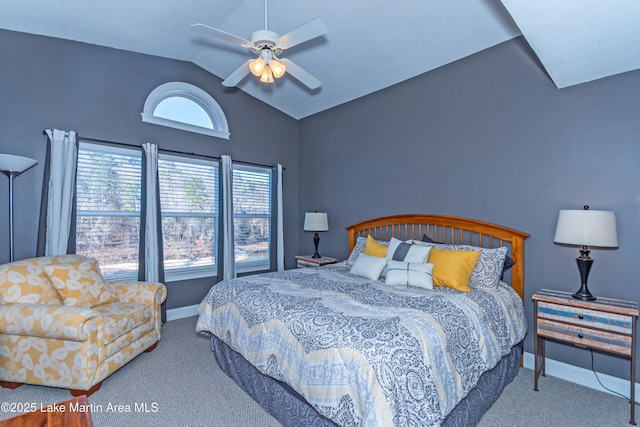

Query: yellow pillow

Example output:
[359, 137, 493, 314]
[427, 248, 481, 292]
[363, 235, 388, 258]
[44, 259, 117, 308]
[0, 260, 63, 305]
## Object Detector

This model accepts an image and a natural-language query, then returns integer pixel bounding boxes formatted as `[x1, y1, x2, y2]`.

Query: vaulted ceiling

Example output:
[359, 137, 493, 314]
[1, 0, 638, 119]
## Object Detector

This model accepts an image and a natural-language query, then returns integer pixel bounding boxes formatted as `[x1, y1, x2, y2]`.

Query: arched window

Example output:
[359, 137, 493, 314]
[141, 82, 230, 139]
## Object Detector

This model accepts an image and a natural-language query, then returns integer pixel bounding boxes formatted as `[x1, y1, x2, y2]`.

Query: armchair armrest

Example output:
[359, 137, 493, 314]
[107, 281, 167, 328]
[0, 303, 100, 341]
[106, 281, 167, 306]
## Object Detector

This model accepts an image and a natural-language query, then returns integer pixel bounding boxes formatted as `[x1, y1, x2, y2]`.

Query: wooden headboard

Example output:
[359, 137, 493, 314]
[346, 214, 530, 299]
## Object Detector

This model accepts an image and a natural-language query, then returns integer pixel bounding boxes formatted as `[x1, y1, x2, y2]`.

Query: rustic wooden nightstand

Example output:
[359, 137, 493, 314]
[295, 255, 338, 268]
[533, 289, 639, 425]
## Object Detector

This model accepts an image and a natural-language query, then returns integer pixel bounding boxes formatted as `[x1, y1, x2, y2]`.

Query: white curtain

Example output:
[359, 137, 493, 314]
[141, 143, 163, 283]
[44, 129, 77, 256]
[276, 164, 285, 271]
[221, 155, 236, 280]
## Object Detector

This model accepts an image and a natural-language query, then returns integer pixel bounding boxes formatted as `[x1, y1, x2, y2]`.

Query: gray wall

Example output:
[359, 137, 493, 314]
[299, 37, 640, 379]
[0, 29, 301, 309]
[2, 27, 639, 382]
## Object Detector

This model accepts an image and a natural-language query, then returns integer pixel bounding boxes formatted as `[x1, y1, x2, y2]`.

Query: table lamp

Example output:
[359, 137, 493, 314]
[304, 212, 328, 258]
[553, 205, 618, 301]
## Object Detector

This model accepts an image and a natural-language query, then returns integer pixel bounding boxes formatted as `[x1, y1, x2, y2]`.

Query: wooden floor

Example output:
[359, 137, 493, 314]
[0, 395, 93, 427]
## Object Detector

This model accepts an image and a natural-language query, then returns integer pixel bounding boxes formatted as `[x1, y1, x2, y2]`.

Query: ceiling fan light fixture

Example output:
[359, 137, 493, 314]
[270, 58, 286, 78]
[191, 0, 327, 89]
[260, 65, 274, 83]
[249, 57, 266, 76]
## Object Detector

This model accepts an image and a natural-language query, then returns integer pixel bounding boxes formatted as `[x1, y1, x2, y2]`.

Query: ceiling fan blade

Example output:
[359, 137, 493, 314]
[191, 23, 254, 48]
[276, 19, 328, 50]
[280, 59, 321, 90]
[222, 61, 252, 87]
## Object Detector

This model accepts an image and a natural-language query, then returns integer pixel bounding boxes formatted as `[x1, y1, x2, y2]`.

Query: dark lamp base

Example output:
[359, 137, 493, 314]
[573, 253, 596, 301]
[572, 289, 597, 301]
[312, 232, 321, 259]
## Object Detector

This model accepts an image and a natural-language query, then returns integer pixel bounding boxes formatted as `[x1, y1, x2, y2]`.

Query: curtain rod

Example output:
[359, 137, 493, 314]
[42, 130, 281, 170]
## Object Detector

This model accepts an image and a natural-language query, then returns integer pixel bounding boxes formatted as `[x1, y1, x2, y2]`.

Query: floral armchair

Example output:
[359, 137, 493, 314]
[0, 255, 166, 396]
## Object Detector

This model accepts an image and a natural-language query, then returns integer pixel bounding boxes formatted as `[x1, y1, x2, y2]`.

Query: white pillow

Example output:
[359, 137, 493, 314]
[381, 238, 431, 278]
[349, 253, 388, 280]
[385, 260, 434, 289]
[386, 237, 431, 263]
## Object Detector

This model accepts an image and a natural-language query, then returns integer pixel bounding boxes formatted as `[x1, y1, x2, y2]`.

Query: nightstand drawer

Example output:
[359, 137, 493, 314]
[537, 301, 633, 334]
[537, 318, 632, 356]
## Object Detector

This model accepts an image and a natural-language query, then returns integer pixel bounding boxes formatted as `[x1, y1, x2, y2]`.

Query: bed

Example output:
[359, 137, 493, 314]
[197, 214, 530, 426]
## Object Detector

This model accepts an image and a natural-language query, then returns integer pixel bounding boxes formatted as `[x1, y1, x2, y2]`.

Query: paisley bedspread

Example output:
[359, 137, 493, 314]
[196, 263, 526, 427]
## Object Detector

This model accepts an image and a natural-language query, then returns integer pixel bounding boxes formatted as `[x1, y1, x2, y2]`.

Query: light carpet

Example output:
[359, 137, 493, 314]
[1, 316, 636, 426]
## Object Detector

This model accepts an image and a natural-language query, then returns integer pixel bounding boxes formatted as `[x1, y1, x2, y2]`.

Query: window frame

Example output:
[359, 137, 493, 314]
[74, 142, 274, 283]
[158, 153, 219, 282]
[232, 163, 273, 274]
[75, 141, 142, 282]
[141, 82, 230, 140]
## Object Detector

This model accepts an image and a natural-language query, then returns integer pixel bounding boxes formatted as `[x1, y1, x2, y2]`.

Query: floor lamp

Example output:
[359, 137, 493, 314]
[0, 154, 38, 262]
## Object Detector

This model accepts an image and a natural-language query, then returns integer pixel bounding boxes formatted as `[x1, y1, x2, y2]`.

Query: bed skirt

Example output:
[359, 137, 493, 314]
[211, 336, 523, 427]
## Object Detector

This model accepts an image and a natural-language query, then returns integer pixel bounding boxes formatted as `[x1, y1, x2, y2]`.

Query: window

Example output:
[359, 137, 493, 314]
[76, 143, 142, 278]
[233, 165, 272, 273]
[141, 82, 230, 139]
[159, 155, 219, 280]
[75, 142, 272, 281]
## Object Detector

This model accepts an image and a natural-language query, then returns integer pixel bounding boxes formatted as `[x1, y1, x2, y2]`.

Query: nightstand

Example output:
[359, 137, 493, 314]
[533, 289, 639, 425]
[295, 255, 338, 268]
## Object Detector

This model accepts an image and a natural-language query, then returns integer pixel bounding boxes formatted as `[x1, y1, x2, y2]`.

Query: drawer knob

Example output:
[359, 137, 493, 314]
[578, 314, 584, 320]
[578, 333, 584, 339]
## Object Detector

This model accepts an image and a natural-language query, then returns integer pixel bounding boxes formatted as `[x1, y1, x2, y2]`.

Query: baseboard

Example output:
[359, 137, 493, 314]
[523, 351, 639, 403]
[166, 304, 199, 321]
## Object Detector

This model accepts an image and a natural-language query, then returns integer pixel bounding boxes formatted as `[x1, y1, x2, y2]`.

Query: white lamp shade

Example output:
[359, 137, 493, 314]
[270, 59, 286, 78]
[554, 209, 618, 248]
[304, 212, 329, 232]
[0, 154, 38, 173]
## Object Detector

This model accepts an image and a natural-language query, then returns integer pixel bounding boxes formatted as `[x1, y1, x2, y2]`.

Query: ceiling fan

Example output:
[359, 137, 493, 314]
[191, 0, 328, 89]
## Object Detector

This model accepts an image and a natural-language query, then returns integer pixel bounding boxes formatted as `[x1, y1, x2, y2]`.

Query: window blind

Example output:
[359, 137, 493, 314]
[159, 156, 218, 272]
[76, 144, 142, 276]
[233, 165, 272, 264]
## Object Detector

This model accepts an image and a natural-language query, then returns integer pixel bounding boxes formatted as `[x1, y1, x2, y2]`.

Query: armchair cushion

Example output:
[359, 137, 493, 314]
[0, 303, 99, 341]
[92, 302, 150, 344]
[44, 259, 117, 308]
[0, 260, 62, 305]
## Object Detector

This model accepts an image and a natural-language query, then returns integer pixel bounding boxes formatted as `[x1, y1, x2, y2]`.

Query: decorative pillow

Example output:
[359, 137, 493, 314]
[0, 259, 62, 305]
[349, 253, 388, 280]
[44, 259, 117, 308]
[427, 248, 481, 292]
[502, 255, 515, 272]
[420, 234, 514, 274]
[413, 241, 508, 289]
[386, 238, 431, 263]
[385, 260, 434, 289]
[346, 236, 390, 265]
[362, 235, 389, 258]
[422, 234, 436, 243]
